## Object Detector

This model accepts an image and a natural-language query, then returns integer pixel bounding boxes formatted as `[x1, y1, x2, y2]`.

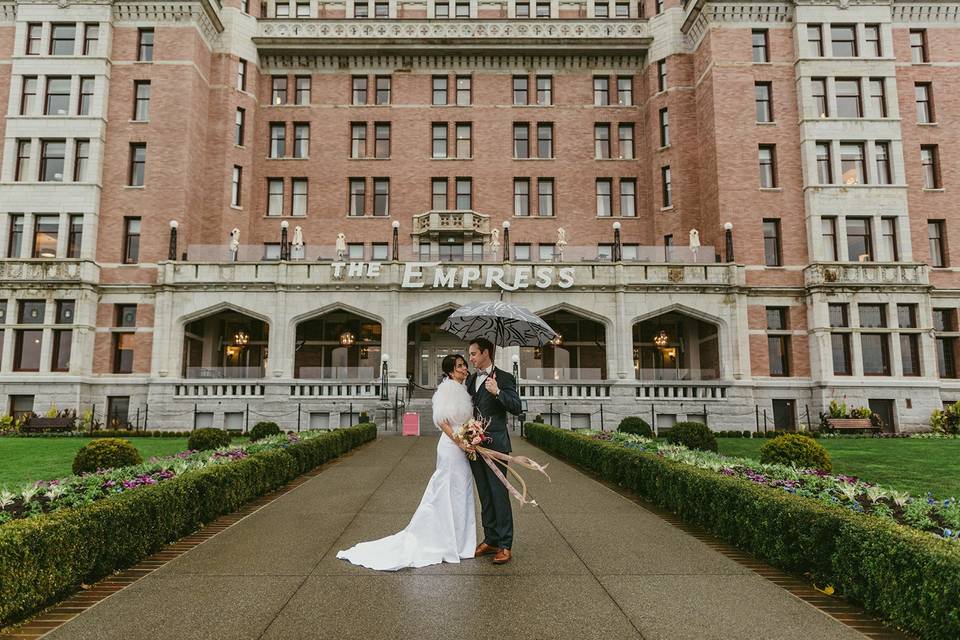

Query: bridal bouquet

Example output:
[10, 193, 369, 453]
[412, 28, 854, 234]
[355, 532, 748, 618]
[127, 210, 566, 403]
[454, 417, 551, 507]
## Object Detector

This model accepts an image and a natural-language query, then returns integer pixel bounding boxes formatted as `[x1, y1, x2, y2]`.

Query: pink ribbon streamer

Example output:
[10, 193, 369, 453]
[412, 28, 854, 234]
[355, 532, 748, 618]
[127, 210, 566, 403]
[475, 446, 551, 507]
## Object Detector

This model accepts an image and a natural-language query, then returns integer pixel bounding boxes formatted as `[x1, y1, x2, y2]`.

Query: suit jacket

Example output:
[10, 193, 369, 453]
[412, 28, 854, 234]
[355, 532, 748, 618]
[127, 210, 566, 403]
[467, 366, 522, 454]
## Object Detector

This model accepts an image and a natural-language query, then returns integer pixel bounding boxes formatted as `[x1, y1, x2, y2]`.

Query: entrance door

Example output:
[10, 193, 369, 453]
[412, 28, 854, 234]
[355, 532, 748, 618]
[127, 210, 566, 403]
[772, 399, 796, 431]
[419, 338, 465, 388]
[868, 399, 896, 433]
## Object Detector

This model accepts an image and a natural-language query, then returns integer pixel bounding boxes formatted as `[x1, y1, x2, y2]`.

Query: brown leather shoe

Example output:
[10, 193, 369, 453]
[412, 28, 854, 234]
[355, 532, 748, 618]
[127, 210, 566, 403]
[492, 548, 512, 564]
[475, 542, 498, 557]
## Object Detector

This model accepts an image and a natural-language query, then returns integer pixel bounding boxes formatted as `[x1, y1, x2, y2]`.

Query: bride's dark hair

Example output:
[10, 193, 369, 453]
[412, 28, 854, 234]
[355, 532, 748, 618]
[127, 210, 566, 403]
[440, 354, 466, 382]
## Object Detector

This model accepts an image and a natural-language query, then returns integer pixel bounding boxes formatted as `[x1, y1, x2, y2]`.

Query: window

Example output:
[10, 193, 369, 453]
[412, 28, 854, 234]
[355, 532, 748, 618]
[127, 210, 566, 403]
[808, 24, 823, 56]
[432, 76, 448, 105]
[7, 215, 23, 258]
[620, 179, 636, 217]
[538, 244, 555, 262]
[83, 24, 99, 55]
[268, 178, 284, 215]
[875, 141, 892, 185]
[915, 83, 934, 123]
[658, 108, 669, 146]
[840, 142, 865, 185]
[123, 217, 141, 263]
[934, 309, 958, 378]
[869, 78, 887, 118]
[538, 179, 555, 216]
[821, 217, 838, 261]
[752, 29, 769, 63]
[14, 326, 43, 372]
[431, 123, 447, 158]
[32, 215, 59, 258]
[597, 243, 613, 261]
[291, 178, 308, 215]
[616, 76, 633, 105]
[52, 301, 74, 372]
[297, 1, 311, 16]
[811, 78, 827, 117]
[618, 124, 635, 159]
[456, 76, 471, 106]
[351, 123, 367, 158]
[269, 123, 286, 159]
[514, 178, 530, 216]
[846, 217, 872, 261]
[455, 178, 472, 210]
[20, 76, 37, 115]
[536, 76, 552, 105]
[831, 25, 856, 57]
[373, 178, 390, 216]
[26, 23, 41, 55]
[593, 76, 610, 105]
[293, 123, 309, 158]
[595, 124, 611, 159]
[921, 145, 941, 189]
[276, 1, 290, 17]
[435, 0, 449, 17]
[44, 77, 70, 115]
[237, 59, 247, 91]
[235, 108, 245, 145]
[15, 140, 30, 182]
[513, 75, 529, 105]
[928, 220, 947, 267]
[910, 29, 928, 63]
[112, 305, 137, 374]
[661, 166, 672, 207]
[455, 123, 471, 158]
[536, 123, 553, 158]
[536, 1, 550, 17]
[375, 76, 391, 104]
[880, 217, 899, 261]
[864, 24, 881, 57]
[816, 142, 833, 184]
[40, 140, 66, 182]
[295, 76, 311, 104]
[455, 1, 469, 17]
[372, 243, 389, 260]
[374, 122, 390, 158]
[18, 300, 45, 325]
[596, 178, 612, 217]
[375, 2, 389, 17]
[231, 166, 242, 207]
[595, 1, 609, 17]
[758, 145, 777, 188]
[50, 24, 76, 55]
[67, 214, 83, 258]
[899, 305, 921, 377]
[513, 123, 529, 158]
[349, 178, 365, 215]
[516, 2, 529, 17]
[432, 178, 448, 210]
[755, 82, 772, 122]
[829, 303, 851, 375]
[657, 60, 667, 92]
[615, 1, 629, 17]
[352, 76, 368, 104]
[766, 307, 790, 376]
[78, 76, 94, 115]
[354, 1, 368, 17]
[860, 304, 890, 376]
[514, 243, 531, 262]
[763, 219, 782, 266]
[132, 80, 150, 121]
[137, 28, 154, 61]
[73, 139, 89, 182]
[271, 76, 287, 105]
[835, 79, 862, 118]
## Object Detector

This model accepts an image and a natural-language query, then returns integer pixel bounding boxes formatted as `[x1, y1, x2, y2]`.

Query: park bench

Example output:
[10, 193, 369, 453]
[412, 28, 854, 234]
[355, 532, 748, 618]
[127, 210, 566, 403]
[21, 417, 76, 433]
[827, 418, 880, 433]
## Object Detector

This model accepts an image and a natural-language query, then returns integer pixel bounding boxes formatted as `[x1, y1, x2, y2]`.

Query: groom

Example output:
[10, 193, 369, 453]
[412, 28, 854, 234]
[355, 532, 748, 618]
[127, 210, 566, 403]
[466, 337, 522, 565]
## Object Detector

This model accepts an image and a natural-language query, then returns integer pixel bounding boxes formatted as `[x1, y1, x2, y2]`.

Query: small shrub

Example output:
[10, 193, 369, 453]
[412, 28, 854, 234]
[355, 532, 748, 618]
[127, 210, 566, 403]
[665, 421, 717, 452]
[187, 428, 231, 451]
[759, 433, 832, 472]
[249, 421, 281, 441]
[72, 438, 143, 474]
[617, 416, 653, 437]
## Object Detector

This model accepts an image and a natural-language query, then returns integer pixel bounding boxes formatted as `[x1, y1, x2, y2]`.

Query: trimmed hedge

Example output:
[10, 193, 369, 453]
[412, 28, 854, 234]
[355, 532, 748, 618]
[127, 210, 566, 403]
[72, 438, 143, 474]
[760, 434, 832, 472]
[187, 428, 231, 451]
[249, 421, 281, 442]
[525, 423, 960, 640]
[616, 416, 653, 437]
[665, 421, 717, 452]
[0, 423, 376, 628]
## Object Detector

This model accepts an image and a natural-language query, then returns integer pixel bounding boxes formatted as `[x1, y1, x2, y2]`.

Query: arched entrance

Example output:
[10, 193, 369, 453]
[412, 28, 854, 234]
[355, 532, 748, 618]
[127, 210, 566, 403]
[519, 310, 607, 381]
[632, 311, 720, 381]
[406, 309, 464, 389]
[294, 310, 382, 380]
[182, 309, 269, 379]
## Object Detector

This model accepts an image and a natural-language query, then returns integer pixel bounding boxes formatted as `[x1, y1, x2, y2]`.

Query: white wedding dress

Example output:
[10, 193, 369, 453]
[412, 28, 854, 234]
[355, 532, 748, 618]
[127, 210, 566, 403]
[336, 377, 477, 570]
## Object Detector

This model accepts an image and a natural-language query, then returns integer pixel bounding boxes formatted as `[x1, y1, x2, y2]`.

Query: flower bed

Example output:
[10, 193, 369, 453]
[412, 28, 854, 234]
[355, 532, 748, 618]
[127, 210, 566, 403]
[525, 423, 960, 640]
[0, 423, 376, 628]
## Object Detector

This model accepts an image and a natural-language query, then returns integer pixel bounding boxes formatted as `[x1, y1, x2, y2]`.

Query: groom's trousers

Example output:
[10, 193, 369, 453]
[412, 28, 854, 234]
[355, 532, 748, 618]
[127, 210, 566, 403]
[470, 455, 513, 550]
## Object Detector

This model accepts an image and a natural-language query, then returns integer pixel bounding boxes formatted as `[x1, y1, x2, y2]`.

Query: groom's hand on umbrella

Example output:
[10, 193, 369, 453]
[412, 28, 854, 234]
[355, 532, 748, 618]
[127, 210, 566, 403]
[484, 371, 500, 396]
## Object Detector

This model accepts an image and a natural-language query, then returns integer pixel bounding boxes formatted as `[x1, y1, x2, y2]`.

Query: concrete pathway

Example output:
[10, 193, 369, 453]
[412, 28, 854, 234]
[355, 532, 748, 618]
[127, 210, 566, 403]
[46, 435, 867, 640]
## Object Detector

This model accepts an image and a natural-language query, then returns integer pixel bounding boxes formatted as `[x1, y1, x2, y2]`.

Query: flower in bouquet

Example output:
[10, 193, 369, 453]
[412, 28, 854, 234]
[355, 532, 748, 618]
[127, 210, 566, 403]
[453, 417, 491, 460]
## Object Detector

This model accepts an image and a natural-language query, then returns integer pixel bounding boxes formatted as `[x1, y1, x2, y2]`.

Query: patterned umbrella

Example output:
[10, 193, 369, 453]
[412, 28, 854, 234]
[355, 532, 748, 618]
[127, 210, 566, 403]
[439, 301, 558, 347]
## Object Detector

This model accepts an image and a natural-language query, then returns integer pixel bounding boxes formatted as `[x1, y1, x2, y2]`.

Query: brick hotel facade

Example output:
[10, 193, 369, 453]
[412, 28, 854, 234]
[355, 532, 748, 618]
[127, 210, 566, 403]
[0, 0, 958, 431]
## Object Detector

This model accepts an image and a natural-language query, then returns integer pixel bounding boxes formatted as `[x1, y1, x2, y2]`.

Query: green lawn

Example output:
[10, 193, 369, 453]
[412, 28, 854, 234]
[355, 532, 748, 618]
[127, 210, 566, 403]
[0, 437, 243, 488]
[716, 438, 960, 499]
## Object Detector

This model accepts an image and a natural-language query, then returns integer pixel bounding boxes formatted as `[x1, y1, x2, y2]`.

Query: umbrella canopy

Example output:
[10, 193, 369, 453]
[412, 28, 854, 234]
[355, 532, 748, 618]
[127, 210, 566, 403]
[439, 301, 558, 347]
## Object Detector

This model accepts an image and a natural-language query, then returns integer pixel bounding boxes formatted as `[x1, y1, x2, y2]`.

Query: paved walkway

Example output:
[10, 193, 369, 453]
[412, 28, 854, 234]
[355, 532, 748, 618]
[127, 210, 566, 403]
[46, 435, 867, 640]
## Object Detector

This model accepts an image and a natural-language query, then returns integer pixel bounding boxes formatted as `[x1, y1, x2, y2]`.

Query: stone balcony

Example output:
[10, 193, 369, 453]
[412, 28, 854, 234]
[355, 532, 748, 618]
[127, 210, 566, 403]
[0, 260, 100, 285]
[804, 262, 929, 288]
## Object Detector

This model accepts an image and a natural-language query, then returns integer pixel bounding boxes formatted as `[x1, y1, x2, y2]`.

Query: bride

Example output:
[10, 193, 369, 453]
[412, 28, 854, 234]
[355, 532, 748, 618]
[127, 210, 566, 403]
[336, 354, 477, 570]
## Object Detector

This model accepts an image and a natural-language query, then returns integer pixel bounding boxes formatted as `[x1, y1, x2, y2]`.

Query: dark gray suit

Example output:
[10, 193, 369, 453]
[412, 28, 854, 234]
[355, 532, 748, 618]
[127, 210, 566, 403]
[467, 366, 522, 550]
